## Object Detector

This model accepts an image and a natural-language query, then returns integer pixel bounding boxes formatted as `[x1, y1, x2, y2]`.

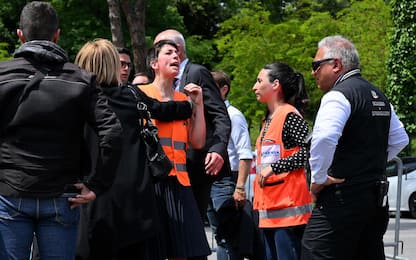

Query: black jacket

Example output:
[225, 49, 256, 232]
[82, 84, 192, 257]
[179, 62, 232, 183]
[86, 85, 161, 252]
[0, 40, 122, 197]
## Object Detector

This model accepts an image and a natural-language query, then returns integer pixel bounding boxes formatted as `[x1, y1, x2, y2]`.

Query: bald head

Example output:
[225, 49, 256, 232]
[154, 29, 187, 61]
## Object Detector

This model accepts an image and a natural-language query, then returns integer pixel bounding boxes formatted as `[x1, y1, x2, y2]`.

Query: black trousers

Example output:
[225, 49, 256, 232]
[191, 180, 213, 221]
[188, 182, 212, 260]
[301, 184, 389, 260]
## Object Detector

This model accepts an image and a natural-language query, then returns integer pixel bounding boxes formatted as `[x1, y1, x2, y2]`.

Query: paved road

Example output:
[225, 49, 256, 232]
[384, 215, 416, 260]
[206, 215, 416, 260]
[206, 227, 217, 260]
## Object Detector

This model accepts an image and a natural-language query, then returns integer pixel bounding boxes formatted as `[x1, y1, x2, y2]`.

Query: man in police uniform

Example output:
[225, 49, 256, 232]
[301, 35, 409, 260]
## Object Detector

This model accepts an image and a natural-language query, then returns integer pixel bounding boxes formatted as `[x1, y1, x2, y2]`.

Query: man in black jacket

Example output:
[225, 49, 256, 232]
[0, 2, 123, 259]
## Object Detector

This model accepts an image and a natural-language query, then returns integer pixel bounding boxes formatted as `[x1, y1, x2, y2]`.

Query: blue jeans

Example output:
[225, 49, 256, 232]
[263, 226, 304, 260]
[208, 176, 243, 260]
[0, 196, 79, 260]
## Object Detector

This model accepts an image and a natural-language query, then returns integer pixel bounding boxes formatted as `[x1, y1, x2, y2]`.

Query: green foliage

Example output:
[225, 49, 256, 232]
[386, 0, 416, 138]
[0, 0, 26, 53]
[313, 0, 351, 17]
[0, 42, 12, 61]
[214, 0, 391, 144]
[215, 2, 338, 139]
[174, 0, 244, 37]
[0, 0, 113, 61]
[297, 12, 340, 113]
[337, 0, 391, 91]
[215, 3, 273, 139]
[146, 2, 186, 39]
[186, 36, 217, 69]
[52, 0, 112, 60]
[0, 2, 25, 52]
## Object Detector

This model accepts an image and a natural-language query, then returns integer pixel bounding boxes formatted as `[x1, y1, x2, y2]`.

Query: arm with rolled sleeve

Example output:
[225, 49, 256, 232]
[229, 107, 252, 200]
[387, 105, 409, 161]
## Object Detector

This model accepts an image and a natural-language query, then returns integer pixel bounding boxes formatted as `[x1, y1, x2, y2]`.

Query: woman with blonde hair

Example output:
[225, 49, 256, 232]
[74, 38, 193, 260]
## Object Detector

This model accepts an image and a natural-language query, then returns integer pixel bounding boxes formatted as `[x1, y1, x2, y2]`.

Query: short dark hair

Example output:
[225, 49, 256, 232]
[211, 70, 231, 97]
[19, 1, 59, 41]
[117, 47, 131, 56]
[146, 40, 178, 80]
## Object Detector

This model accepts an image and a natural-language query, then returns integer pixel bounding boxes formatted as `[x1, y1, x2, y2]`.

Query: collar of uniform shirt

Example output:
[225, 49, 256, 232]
[334, 68, 361, 87]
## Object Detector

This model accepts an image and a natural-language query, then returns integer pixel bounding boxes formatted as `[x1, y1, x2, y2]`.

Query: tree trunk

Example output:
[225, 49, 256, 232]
[120, 0, 146, 73]
[107, 0, 124, 47]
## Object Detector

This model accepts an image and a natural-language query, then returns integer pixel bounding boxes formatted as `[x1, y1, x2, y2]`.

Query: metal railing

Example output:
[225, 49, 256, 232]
[384, 156, 410, 260]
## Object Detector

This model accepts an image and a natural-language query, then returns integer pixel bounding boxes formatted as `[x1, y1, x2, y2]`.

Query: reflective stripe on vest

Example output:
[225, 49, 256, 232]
[258, 204, 312, 219]
[175, 163, 187, 172]
[159, 136, 188, 174]
[139, 84, 190, 186]
[160, 138, 186, 151]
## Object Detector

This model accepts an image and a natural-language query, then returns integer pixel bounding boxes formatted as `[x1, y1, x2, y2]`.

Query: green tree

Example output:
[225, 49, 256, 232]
[314, 0, 351, 17]
[0, 0, 26, 54]
[215, 3, 274, 139]
[0, 42, 11, 61]
[52, 0, 112, 60]
[146, 1, 186, 38]
[120, 0, 147, 72]
[0, 0, 112, 60]
[174, 0, 244, 37]
[337, 0, 391, 91]
[386, 0, 416, 153]
[214, 0, 391, 143]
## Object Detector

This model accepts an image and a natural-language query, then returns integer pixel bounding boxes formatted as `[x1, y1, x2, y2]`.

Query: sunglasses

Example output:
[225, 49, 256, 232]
[312, 58, 334, 71]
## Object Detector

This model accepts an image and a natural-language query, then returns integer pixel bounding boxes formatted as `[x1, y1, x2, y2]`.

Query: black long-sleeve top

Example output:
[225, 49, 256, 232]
[270, 112, 309, 174]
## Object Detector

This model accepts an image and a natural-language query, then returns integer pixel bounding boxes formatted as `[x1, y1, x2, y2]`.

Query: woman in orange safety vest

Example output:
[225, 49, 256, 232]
[139, 40, 211, 259]
[252, 62, 312, 260]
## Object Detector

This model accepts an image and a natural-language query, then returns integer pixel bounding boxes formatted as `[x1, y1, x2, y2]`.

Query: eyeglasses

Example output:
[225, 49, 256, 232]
[311, 58, 334, 71]
[121, 61, 132, 68]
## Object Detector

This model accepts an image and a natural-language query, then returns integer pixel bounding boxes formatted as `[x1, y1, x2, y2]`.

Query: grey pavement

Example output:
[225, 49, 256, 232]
[205, 215, 416, 260]
[205, 226, 217, 260]
[384, 216, 416, 260]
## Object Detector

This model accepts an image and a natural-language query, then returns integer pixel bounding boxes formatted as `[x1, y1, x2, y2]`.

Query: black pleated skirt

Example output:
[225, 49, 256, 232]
[154, 177, 211, 258]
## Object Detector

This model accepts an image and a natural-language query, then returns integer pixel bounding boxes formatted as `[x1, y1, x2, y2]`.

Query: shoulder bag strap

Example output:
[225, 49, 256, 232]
[18, 70, 46, 104]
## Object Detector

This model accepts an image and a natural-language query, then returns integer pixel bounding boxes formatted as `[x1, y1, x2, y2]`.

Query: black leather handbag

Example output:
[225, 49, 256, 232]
[128, 86, 173, 179]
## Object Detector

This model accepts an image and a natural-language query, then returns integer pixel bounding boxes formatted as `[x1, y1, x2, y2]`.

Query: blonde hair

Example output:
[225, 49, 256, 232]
[75, 38, 121, 86]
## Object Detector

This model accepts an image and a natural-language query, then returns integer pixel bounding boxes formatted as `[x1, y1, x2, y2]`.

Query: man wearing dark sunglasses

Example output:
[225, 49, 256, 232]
[302, 36, 409, 260]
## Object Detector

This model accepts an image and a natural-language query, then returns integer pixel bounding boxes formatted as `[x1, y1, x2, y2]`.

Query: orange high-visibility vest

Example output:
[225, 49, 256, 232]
[139, 84, 190, 186]
[253, 103, 312, 228]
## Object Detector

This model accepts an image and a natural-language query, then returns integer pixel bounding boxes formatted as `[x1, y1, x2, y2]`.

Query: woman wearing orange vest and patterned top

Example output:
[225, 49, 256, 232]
[139, 40, 211, 260]
[252, 62, 312, 260]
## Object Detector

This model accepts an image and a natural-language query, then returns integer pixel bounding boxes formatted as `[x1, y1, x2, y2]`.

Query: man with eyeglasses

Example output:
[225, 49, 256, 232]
[301, 35, 409, 260]
[117, 47, 132, 86]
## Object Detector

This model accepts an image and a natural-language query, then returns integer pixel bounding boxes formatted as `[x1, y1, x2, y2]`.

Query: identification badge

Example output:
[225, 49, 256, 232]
[260, 144, 280, 164]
